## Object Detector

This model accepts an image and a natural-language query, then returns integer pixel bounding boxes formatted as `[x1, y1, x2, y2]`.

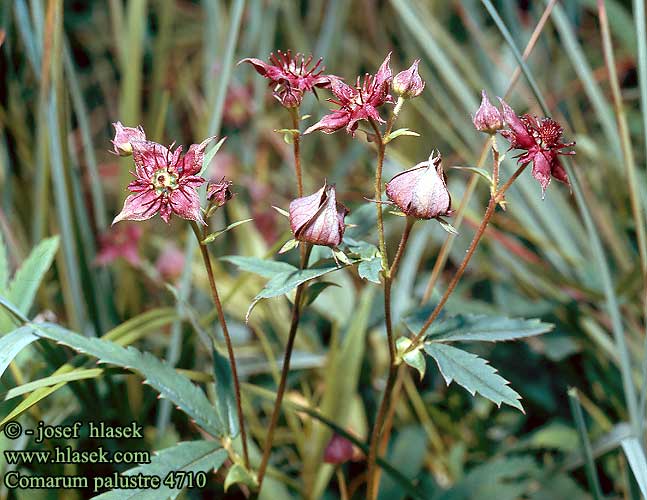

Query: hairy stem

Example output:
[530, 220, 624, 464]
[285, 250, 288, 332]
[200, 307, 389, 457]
[190, 222, 249, 469]
[366, 109, 411, 499]
[256, 243, 313, 489]
[366, 217, 415, 498]
[289, 106, 304, 197]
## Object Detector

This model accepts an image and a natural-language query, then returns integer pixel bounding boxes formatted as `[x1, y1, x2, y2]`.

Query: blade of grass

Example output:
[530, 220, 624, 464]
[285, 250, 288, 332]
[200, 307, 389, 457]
[391, 0, 478, 115]
[569, 388, 604, 500]
[206, 0, 245, 138]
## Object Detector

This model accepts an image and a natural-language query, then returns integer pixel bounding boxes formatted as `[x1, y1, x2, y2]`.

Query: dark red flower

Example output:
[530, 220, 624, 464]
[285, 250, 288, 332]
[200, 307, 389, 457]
[498, 98, 575, 196]
[304, 53, 393, 136]
[112, 137, 215, 225]
[289, 183, 349, 247]
[386, 151, 452, 220]
[95, 224, 142, 266]
[240, 50, 333, 108]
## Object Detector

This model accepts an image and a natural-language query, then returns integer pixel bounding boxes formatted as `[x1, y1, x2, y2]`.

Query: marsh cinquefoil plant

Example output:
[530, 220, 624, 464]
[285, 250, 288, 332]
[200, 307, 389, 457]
[1, 35, 588, 500]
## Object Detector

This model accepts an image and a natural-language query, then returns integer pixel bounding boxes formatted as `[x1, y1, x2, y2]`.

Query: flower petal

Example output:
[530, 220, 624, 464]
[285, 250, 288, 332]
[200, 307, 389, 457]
[303, 110, 351, 135]
[497, 98, 535, 149]
[169, 185, 205, 224]
[289, 184, 327, 233]
[112, 189, 162, 225]
[131, 140, 171, 179]
[180, 136, 216, 176]
[375, 52, 393, 87]
[531, 150, 552, 197]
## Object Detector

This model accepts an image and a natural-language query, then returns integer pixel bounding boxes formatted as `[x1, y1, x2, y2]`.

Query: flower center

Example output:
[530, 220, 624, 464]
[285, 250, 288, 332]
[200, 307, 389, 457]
[152, 168, 178, 194]
[538, 119, 563, 148]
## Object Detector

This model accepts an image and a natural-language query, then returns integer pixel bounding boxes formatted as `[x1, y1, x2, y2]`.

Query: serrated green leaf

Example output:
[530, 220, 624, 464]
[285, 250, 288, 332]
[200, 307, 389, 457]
[424, 343, 523, 411]
[199, 136, 227, 176]
[32, 324, 226, 437]
[202, 219, 253, 244]
[7, 236, 59, 315]
[224, 463, 257, 492]
[358, 257, 382, 283]
[212, 348, 238, 437]
[303, 281, 339, 307]
[405, 312, 553, 343]
[220, 256, 297, 278]
[0, 326, 38, 379]
[245, 261, 351, 321]
[92, 441, 227, 500]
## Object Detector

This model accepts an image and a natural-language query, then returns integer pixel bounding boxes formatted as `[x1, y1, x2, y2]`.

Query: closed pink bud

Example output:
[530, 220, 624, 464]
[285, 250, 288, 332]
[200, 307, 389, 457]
[393, 59, 425, 99]
[207, 178, 234, 207]
[155, 244, 185, 282]
[386, 151, 452, 220]
[324, 434, 355, 464]
[472, 90, 503, 134]
[111, 121, 146, 156]
[289, 183, 349, 247]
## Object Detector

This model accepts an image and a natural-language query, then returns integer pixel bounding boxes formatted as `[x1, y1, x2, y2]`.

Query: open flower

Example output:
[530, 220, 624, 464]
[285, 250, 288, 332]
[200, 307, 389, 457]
[393, 59, 425, 99]
[386, 151, 452, 220]
[112, 137, 215, 225]
[472, 90, 503, 134]
[111, 121, 146, 156]
[498, 98, 575, 196]
[240, 50, 334, 107]
[304, 53, 393, 136]
[289, 183, 349, 247]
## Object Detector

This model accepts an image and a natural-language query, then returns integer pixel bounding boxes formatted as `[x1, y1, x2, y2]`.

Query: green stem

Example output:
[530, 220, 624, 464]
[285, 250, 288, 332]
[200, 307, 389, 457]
[190, 222, 250, 469]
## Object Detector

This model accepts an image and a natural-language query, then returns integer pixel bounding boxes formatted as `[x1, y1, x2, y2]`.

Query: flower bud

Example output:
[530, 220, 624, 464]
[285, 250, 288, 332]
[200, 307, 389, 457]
[472, 90, 503, 134]
[392, 59, 425, 99]
[289, 183, 349, 247]
[111, 121, 146, 156]
[386, 151, 452, 220]
[324, 434, 355, 465]
[207, 178, 234, 207]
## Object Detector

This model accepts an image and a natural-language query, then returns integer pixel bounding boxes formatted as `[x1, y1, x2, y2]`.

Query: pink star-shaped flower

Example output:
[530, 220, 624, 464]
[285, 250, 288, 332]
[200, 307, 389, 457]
[240, 50, 334, 107]
[112, 137, 215, 225]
